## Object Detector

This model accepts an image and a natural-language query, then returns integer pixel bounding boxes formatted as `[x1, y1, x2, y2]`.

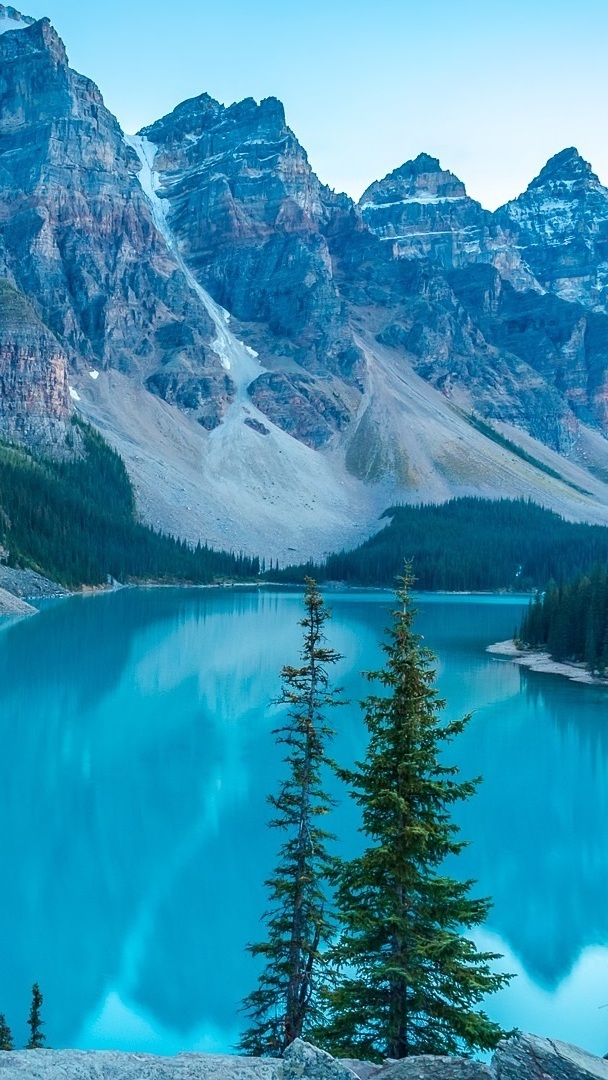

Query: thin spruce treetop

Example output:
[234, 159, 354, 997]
[25, 983, 45, 1050]
[0, 1013, 13, 1051]
[239, 578, 344, 1056]
[318, 567, 511, 1061]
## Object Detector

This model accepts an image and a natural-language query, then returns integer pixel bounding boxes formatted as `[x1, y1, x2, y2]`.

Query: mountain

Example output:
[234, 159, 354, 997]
[2, 10, 608, 562]
[139, 92, 362, 447]
[496, 147, 608, 310]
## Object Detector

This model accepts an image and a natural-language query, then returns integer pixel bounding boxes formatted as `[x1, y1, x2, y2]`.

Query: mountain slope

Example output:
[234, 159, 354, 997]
[1, 13, 608, 559]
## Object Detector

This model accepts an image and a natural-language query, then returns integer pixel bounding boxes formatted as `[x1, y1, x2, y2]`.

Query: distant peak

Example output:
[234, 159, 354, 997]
[360, 153, 468, 208]
[140, 92, 223, 142]
[529, 147, 598, 189]
[0, 14, 68, 65]
[227, 94, 287, 128]
[399, 152, 443, 176]
[0, 5, 35, 34]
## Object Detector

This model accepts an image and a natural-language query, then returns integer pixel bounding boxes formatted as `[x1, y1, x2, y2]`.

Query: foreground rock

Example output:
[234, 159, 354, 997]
[494, 1034, 608, 1080]
[0, 1035, 607, 1080]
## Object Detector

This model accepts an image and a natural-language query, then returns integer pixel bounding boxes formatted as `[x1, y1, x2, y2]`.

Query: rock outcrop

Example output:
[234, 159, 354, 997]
[140, 93, 363, 445]
[0, 1036, 606, 1080]
[0, 277, 71, 450]
[496, 148, 608, 311]
[359, 154, 490, 268]
[358, 154, 535, 290]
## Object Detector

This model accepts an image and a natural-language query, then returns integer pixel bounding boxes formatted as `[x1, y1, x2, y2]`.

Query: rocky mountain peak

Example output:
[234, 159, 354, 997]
[358, 154, 491, 272]
[0, 15, 68, 67]
[140, 91, 224, 146]
[0, 4, 35, 34]
[360, 153, 468, 209]
[496, 147, 608, 309]
[528, 146, 599, 191]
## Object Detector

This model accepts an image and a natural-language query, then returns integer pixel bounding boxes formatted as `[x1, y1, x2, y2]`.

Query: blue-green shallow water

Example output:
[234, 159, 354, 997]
[1, 587, 608, 1055]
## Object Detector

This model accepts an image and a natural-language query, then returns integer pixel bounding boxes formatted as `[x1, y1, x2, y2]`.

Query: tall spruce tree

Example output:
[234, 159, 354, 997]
[239, 579, 343, 1056]
[0, 1013, 13, 1051]
[319, 569, 511, 1061]
[25, 984, 45, 1049]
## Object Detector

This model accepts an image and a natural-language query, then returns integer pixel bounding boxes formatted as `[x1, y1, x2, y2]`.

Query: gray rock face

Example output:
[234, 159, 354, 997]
[0, 277, 71, 450]
[358, 154, 535, 290]
[328, 221, 578, 453]
[359, 154, 489, 267]
[496, 149, 608, 311]
[361, 147, 608, 316]
[493, 1033, 608, 1080]
[0, 17, 232, 437]
[140, 94, 364, 445]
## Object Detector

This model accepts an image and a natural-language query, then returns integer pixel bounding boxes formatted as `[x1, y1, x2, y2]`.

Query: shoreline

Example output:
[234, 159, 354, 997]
[487, 639, 608, 686]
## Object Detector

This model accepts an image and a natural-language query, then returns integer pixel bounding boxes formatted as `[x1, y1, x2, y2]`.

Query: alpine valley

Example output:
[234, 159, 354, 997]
[4, 5, 608, 561]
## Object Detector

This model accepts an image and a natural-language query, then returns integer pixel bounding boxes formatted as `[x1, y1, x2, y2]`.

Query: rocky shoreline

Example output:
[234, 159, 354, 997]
[0, 565, 70, 618]
[0, 1034, 606, 1080]
[487, 639, 608, 685]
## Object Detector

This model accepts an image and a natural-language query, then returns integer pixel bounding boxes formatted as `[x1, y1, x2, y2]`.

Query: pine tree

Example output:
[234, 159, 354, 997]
[239, 579, 344, 1056]
[319, 569, 511, 1061]
[0, 1013, 13, 1051]
[25, 984, 45, 1049]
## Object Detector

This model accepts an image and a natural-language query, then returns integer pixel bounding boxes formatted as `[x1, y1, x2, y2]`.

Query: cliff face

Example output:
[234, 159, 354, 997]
[140, 94, 363, 446]
[496, 148, 608, 311]
[358, 154, 536, 289]
[0, 16, 237, 434]
[0, 277, 71, 450]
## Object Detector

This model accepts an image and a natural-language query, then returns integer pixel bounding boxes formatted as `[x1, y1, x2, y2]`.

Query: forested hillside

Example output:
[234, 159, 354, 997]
[0, 423, 258, 587]
[519, 568, 608, 673]
[274, 499, 608, 591]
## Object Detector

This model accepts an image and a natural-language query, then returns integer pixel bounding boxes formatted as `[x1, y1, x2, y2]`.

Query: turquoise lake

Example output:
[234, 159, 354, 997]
[1, 587, 608, 1056]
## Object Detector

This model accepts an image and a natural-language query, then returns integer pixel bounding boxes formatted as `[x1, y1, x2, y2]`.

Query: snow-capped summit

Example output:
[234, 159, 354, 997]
[0, 5, 35, 34]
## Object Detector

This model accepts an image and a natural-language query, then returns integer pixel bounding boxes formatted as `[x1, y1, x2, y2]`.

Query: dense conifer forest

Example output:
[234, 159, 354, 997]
[518, 567, 608, 673]
[273, 499, 608, 591]
[0, 423, 258, 587]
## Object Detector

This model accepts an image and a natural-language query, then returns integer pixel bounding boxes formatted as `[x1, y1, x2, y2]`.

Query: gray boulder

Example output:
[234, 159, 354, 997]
[282, 1040, 360, 1079]
[493, 1033, 608, 1080]
[375, 1056, 491, 1080]
[338, 1063, 382, 1080]
[0, 1048, 280, 1079]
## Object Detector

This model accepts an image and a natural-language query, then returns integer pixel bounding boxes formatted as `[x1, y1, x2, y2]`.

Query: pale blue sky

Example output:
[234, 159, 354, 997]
[19, 0, 608, 208]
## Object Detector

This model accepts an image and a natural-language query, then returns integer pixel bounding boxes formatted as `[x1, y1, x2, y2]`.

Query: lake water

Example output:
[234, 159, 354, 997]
[1, 587, 607, 1056]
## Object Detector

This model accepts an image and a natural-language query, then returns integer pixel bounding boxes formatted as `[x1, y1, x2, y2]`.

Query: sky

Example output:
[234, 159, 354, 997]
[17, 0, 608, 209]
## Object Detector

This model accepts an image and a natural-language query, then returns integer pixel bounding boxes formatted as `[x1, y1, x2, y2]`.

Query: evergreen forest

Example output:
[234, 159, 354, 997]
[0, 423, 258, 587]
[272, 498, 608, 591]
[518, 566, 608, 674]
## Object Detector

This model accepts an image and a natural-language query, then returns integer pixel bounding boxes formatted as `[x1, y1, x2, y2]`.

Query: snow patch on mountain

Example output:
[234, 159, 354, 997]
[0, 5, 35, 34]
[124, 133, 264, 394]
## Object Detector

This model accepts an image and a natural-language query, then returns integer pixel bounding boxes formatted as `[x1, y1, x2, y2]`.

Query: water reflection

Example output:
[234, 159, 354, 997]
[0, 589, 606, 1053]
